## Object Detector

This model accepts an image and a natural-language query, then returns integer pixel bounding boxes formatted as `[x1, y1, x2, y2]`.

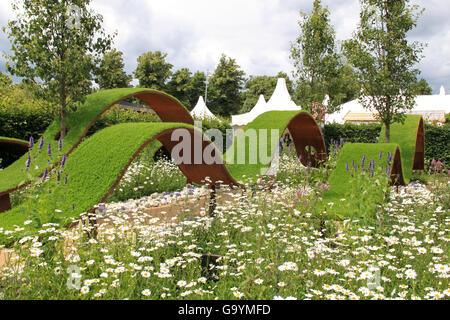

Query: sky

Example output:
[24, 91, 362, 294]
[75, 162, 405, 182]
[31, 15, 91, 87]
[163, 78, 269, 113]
[0, 0, 449, 94]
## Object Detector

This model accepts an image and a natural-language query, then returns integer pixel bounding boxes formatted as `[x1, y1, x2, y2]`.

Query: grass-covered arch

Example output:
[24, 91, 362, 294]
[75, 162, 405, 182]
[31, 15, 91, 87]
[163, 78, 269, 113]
[379, 115, 424, 183]
[0, 122, 238, 236]
[0, 89, 193, 211]
[225, 111, 326, 180]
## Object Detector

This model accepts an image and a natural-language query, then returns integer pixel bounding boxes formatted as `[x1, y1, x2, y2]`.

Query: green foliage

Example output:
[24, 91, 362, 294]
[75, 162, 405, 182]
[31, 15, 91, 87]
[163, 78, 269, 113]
[290, 0, 350, 113]
[94, 49, 132, 89]
[412, 78, 433, 95]
[323, 123, 382, 150]
[208, 54, 245, 117]
[198, 116, 233, 151]
[424, 123, 450, 167]
[343, 0, 425, 142]
[134, 51, 173, 90]
[166, 68, 194, 109]
[3, 0, 114, 138]
[188, 72, 207, 110]
[0, 71, 13, 88]
[86, 105, 161, 137]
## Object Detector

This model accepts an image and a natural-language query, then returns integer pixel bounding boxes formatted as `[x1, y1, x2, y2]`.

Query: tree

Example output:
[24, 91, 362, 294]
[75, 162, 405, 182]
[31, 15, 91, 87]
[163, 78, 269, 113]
[166, 68, 193, 109]
[3, 0, 114, 138]
[94, 49, 131, 89]
[0, 71, 12, 88]
[240, 72, 296, 113]
[290, 0, 343, 113]
[343, 0, 424, 143]
[412, 78, 432, 95]
[134, 51, 173, 90]
[208, 54, 245, 117]
[188, 71, 207, 110]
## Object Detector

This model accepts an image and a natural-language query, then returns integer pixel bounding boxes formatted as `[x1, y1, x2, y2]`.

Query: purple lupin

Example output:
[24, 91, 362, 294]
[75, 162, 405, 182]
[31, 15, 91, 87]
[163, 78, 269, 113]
[25, 152, 31, 171]
[29, 136, 34, 149]
[42, 168, 48, 181]
[47, 143, 52, 157]
[61, 154, 67, 168]
[58, 136, 63, 151]
[38, 137, 44, 153]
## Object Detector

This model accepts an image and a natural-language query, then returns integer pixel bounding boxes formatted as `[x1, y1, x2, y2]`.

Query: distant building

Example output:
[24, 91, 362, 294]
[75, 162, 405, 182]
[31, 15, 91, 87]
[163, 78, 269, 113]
[326, 86, 450, 124]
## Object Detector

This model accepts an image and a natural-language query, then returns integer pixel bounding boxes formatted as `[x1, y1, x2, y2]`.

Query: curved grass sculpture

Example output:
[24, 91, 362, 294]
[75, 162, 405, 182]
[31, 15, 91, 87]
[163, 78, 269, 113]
[379, 115, 424, 183]
[0, 86, 425, 242]
[225, 111, 326, 180]
[321, 143, 404, 219]
[0, 88, 194, 210]
[0, 137, 29, 154]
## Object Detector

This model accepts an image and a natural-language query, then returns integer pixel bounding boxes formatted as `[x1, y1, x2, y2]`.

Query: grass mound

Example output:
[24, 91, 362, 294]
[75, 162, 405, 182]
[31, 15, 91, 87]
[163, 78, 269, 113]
[0, 88, 191, 196]
[0, 122, 193, 241]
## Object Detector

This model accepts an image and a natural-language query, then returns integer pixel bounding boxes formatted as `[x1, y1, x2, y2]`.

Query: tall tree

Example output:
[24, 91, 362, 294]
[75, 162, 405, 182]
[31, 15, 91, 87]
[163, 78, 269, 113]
[290, 0, 342, 113]
[188, 71, 207, 110]
[3, 0, 114, 138]
[134, 51, 173, 90]
[343, 0, 424, 142]
[94, 49, 131, 89]
[412, 78, 432, 95]
[166, 68, 193, 109]
[208, 54, 245, 117]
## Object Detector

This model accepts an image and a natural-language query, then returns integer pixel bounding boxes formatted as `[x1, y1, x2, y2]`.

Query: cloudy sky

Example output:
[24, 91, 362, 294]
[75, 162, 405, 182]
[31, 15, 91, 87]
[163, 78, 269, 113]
[0, 0, 449, 93]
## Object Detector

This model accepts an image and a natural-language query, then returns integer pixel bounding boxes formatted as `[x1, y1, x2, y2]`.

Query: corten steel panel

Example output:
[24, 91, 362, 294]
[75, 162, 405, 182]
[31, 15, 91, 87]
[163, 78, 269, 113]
[413, 118, 425, 170]
[0, 139, 29, 156]
[100, 127, 239, 205]
[391, 147, 406, 186]
[287, 112, 327, 168]
[0, 193, 11, 212]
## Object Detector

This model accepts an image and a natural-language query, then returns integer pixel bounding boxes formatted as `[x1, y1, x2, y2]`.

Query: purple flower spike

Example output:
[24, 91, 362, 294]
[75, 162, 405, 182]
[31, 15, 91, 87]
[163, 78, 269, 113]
[65, 174, 68, 184]
[72, 203, 75, 211]
[58, 136, 63, 151]
[346, 162, 349, 172]
[38, 137, 44, 152]
[361, 155, 366, 168]
[42, 168, 48, 181]
[379, 151, 383, 159]
[29, 136, 34, 149]
[25, 152, 31, 170]
[47, 143, 52, 157]
[61, 154, 67, 168]
[57, 172, 61, 184]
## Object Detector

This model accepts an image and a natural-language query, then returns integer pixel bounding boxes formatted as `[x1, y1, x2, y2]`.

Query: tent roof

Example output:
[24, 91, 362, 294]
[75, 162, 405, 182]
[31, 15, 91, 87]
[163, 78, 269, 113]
[191, 96, 217, 120]
[326, 89, 450, 124]
[232, 78, 300, 126]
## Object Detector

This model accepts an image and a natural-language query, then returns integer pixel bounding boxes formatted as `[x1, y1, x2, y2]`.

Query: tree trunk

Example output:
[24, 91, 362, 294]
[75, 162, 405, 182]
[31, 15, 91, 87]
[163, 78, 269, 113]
[385, 122, 390, 143]
[60, 78, 67, 139]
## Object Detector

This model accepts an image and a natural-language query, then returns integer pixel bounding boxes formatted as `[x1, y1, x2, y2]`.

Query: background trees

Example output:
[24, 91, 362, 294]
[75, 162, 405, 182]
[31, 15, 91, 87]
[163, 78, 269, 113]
[94, 49, 132, 89]
[3, 0, 114, 138]
[134, 51, 173, 90]
[208, 54, 245, 117]
[343, 0, 424, 142]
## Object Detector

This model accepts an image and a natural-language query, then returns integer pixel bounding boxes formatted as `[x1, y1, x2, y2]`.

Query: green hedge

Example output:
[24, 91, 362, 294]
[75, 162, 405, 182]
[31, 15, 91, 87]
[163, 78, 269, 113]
[424, 123, 450, 167]
[324, 122, 449, 168]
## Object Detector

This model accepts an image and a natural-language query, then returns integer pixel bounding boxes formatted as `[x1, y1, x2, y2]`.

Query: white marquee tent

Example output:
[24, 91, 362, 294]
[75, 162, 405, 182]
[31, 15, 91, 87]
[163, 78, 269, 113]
[190, 96, 218, 120]
[325, 86, 450, 124]
[231, 78, 300, 127]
